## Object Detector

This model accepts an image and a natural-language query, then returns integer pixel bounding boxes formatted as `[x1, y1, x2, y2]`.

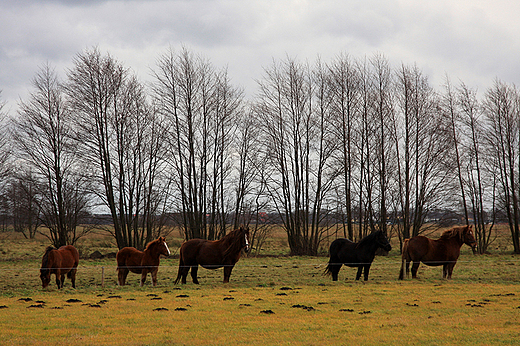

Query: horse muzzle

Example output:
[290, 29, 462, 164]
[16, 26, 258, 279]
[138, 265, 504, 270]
[41, 278, 50, 288]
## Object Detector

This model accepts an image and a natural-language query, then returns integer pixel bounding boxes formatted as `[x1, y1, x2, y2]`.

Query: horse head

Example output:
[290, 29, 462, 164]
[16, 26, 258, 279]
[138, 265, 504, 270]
[158, 237, 171, 257]
[375, 231, 392, 252]
[40, 246, 54, 288]
[462, 225, 477, 253]
[40, 269, 51, 288]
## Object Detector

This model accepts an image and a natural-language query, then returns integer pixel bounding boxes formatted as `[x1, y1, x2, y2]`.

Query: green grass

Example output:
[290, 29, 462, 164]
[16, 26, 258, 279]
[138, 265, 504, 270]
[0, 229, 519, 345]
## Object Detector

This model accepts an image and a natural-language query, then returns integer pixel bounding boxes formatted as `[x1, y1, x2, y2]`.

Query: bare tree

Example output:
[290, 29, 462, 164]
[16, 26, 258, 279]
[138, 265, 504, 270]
[255, 57, 337, 255]
[66, 47, 168, 249]
[457, 82, 496, 253]
[0, 92, 9, 181]
[393, 65, 453, 248]
[328, 53, 360, 240]
[370, 54, 395, 236]
[7, 170, 41, 239]
[355, 57, 378, 238]
[231, 106, 259, 228]
[483, 79, 520, 253]
[0, 92, 9, 233]
[230, 107, 276, 254]
[152, 47, 244, 241]
[443, 78, 470, 225]
[11, 64, 90, 247]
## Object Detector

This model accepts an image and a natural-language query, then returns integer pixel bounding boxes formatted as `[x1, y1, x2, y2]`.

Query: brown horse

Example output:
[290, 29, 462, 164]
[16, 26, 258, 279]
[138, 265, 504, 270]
[174, 226, 250, 284]
[40, 245, 79, 289]
[399, 225, 477, 280]
[116, 237, 170, 287]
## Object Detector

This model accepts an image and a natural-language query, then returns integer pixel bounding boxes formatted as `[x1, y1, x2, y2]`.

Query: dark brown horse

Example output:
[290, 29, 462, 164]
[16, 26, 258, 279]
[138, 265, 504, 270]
[174, 226, 250, 284]
[40, 245, 79, 289]
[399, 225, 477, 280]
[116, 237, 170, 286]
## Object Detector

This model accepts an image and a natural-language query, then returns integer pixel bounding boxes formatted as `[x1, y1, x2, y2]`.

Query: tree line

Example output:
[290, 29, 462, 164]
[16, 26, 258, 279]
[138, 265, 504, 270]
[0, 47, 519, 255]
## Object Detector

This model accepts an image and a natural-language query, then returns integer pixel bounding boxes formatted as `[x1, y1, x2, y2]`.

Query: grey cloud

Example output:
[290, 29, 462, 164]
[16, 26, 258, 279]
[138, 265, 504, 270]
[1, 0, 519, 111]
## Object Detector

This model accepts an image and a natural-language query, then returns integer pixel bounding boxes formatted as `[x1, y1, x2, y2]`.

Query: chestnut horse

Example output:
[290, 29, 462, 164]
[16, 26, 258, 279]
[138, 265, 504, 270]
[174, 226, 250, 284]
[399, 225, 477, 280]
[116, 237, 170, 286]
[325, 230, 392, 281]
[40, 245, 79, 289]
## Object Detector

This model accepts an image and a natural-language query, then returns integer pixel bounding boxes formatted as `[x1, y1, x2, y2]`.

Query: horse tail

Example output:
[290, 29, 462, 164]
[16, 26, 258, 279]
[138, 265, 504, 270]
[115, 248, 126, 273]
[324, 262, 332, 276]
[174, 248, 184, 285]
[398, 239, 410, 280]
[324, 240, 339, 276]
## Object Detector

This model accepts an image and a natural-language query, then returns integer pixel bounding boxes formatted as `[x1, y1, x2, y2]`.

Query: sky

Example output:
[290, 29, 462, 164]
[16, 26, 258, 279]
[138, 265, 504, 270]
[1, 0, 519, 115]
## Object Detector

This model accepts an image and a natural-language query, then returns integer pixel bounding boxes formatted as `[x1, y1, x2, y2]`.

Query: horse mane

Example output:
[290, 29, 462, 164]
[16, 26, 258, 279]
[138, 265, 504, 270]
[144, 237, 165, 252]
[41, 246, 55, 274]
[144, 238, 160, 251]
[439, 225, 467, 241]
[357, 231, 380, 247]
[222, 228, 246, 259]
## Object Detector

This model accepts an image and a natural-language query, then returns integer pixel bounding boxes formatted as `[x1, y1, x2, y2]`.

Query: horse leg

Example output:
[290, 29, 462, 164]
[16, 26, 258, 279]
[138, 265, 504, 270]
[442, 264, 448, 279]
[411, 261, 420, 279]
[117, 269, 123, 286]
[223, 265, 234, 283]
[55, 272, 62, 289]
[180, 266, 189, 284]
[58, 272, 66, 289]
[363, 265, 371, 281]
[355, 266, 363, 280]
[140, 270, 148, 287]
[332, 267, 340, 281]
[326, 255, 342, 281]
[445, 263, 455, 279]
[70, 269, 77, 288]
[190, 265, 199, 284]
[331, 265, 341, 281]
[151, 269, 158, 286]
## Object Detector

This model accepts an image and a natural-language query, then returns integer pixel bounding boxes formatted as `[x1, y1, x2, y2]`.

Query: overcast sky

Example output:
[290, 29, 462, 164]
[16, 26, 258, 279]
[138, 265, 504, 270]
[1, 0, 519, 114]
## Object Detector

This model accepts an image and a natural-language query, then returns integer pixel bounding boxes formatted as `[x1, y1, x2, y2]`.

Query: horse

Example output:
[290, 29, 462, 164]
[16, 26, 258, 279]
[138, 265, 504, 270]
[174, 226, 250, 284]
[398, 225, 477, 280]
[325, 230, 392, 281]
[40, 245, 79, 289]
[116, 237, 170, 287]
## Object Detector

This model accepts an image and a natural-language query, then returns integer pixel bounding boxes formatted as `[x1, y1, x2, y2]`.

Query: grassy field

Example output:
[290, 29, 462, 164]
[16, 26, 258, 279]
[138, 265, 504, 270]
[0, 227, 519, 345]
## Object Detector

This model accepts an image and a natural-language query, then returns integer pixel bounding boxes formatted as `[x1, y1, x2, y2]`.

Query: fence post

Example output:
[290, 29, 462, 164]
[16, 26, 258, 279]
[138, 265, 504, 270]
[101, 266, 105, 288]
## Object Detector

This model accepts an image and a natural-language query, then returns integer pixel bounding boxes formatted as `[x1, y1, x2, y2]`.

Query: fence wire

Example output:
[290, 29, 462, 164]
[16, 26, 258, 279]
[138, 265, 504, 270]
[1, 256, 519, 289]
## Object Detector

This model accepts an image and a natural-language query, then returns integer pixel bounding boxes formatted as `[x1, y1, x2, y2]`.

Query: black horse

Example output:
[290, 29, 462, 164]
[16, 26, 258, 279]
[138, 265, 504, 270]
[325, 230, 392, 281]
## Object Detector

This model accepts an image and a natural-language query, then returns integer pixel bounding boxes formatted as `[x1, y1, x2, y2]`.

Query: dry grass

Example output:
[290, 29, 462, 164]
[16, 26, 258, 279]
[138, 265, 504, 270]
[0, 225, 519, 345]
[1, 279, 519, 345]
